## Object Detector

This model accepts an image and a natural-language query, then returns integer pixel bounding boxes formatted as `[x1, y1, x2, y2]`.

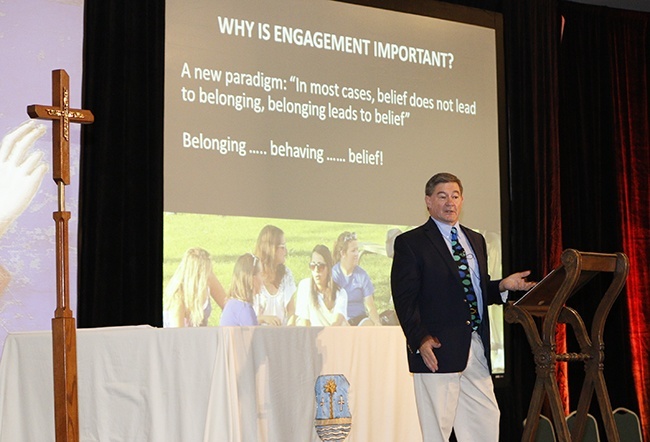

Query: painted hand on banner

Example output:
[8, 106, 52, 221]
[0, 120, 48, 238]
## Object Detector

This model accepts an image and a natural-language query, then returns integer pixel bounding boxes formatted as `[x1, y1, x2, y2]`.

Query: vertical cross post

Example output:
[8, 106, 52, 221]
[27, 69, 94, 442]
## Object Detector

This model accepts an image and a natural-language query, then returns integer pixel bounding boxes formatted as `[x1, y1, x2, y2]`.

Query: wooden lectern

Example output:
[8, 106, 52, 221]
[505, 249, 629, 442]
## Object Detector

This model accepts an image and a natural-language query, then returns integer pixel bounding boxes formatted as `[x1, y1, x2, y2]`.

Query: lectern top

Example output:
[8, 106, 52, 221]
[513, 265, 597, 308]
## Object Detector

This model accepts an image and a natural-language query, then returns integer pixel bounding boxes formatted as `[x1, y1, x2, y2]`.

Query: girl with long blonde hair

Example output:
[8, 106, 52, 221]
[164, 247, 226, 327]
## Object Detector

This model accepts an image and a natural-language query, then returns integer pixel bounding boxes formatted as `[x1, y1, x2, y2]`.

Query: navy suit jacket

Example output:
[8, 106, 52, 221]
[390, 218, 504, 373]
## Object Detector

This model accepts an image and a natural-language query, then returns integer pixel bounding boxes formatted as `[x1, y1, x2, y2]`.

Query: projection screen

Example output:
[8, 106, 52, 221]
[164, 0, 507, 373]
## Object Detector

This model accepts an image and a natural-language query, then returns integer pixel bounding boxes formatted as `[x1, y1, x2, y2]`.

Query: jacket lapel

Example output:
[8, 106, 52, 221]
[423, 218, 462, 281]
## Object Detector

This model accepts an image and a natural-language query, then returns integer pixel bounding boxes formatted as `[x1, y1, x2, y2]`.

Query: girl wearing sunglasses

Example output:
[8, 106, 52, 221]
[295, 245, 348, 326]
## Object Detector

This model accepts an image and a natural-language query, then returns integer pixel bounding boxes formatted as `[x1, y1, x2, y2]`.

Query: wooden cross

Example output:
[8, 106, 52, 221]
[26, 69, 93, 442]
[27, 69, 94, 186]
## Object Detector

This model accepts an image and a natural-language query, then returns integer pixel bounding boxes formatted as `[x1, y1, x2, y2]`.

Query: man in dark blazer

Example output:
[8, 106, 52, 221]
[391, 172, 534, 441]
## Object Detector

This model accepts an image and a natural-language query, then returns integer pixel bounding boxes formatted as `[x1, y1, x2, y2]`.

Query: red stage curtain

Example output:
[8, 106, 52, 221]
[559, 3, 649, 435]
[610, 12, 650, 441]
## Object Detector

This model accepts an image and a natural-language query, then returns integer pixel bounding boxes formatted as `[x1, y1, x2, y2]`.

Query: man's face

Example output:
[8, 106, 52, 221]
[425, 182, 463, 225]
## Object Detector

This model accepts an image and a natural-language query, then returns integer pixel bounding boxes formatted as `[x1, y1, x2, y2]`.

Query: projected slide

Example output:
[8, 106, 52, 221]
[164, 0, 505, 371]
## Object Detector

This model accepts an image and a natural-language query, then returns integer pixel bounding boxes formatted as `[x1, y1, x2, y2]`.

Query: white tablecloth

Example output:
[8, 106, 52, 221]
[0, 326, 421, 441]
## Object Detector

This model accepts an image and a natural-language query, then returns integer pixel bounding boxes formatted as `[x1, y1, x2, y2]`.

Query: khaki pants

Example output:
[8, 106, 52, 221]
[413, 332, 500, 442]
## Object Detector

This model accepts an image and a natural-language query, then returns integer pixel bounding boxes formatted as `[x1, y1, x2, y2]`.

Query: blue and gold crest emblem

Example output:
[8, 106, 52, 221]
[314, 374, 352, 441]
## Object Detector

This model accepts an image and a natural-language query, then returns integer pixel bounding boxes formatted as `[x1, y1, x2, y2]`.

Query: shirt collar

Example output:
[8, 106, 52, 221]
[430, 216, 460, 240]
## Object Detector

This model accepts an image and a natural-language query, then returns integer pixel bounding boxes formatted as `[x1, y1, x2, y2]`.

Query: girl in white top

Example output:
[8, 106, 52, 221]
[295, 244, 348, 327]
[253, 225, 297, 325]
